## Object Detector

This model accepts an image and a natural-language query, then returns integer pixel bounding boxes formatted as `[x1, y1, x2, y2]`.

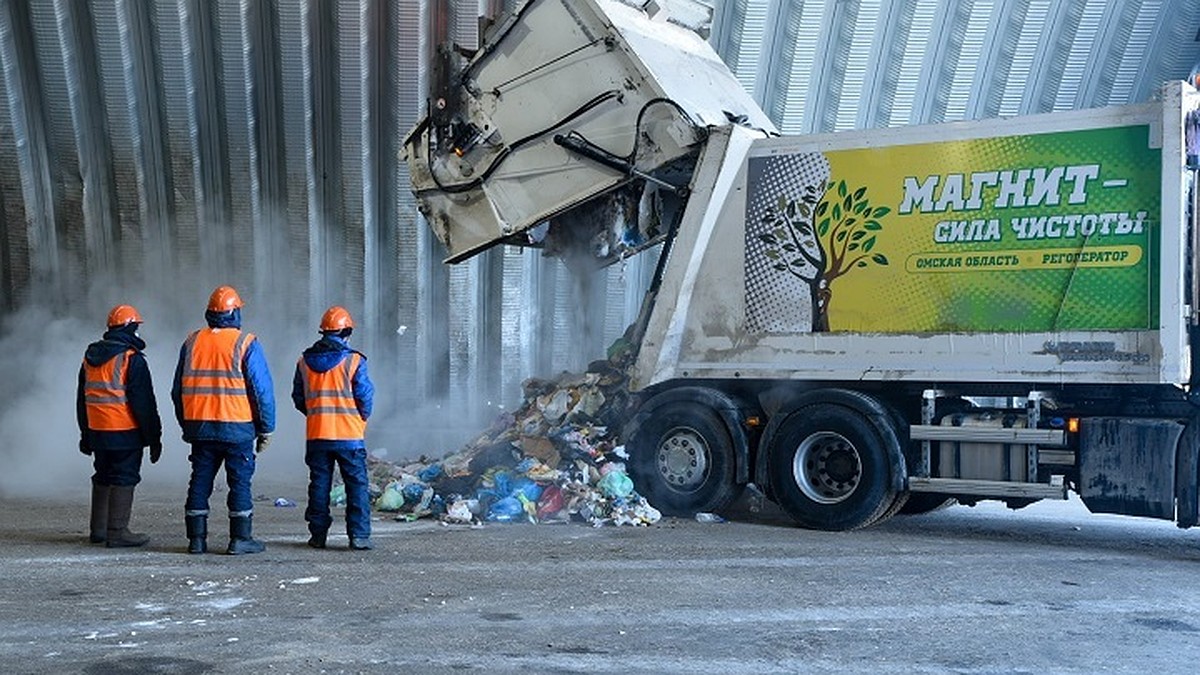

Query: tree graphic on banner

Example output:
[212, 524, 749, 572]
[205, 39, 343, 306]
[759, 179, 890, 331]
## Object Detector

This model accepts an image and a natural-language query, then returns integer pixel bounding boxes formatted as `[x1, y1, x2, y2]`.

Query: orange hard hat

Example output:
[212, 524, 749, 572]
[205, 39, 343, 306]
[207, 285, 244, 312]
[320, 306, 355, 332]
[106, 304, 144, 328]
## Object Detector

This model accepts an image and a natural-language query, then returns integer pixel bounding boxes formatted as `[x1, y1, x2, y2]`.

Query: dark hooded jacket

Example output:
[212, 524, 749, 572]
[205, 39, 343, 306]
[170, 308, 276, 444]
[76, 326, 163, 451]
[291, 334, 374, 451]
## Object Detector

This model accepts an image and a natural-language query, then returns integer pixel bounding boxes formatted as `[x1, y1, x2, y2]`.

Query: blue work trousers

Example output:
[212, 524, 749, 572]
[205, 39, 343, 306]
[305, 446, 371, 539]
[91, 448, 143, 487]
[185, 440, 256, 517]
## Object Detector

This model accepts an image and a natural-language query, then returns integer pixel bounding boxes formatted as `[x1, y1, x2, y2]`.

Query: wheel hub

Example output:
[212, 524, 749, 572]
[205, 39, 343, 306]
[656, 426, 709, 493]
[793, 431, 861, 504]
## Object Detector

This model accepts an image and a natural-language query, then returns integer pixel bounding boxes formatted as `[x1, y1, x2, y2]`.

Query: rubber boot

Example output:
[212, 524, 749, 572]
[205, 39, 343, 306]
[307, 530, 327, 549]
[185, 515, 208, 554]
[89, 483, 110, 544]
[227, 515, 265, 555]
[106, 485, 149, 548]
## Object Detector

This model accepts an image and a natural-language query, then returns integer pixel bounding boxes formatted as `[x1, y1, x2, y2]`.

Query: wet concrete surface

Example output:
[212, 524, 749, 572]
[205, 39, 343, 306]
[3, 479, 1200, 674]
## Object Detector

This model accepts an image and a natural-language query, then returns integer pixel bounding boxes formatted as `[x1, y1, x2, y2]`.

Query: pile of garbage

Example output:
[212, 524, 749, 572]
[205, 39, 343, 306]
[344, 337, 663, 527]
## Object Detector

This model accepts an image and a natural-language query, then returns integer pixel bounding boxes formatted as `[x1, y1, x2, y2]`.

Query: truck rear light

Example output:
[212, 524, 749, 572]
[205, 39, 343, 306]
[1068, 417, 1080, 433]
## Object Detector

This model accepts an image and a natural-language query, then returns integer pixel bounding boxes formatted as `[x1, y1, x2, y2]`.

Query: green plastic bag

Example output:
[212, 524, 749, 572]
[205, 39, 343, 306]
[375, 482, 405, 511]
[329, 483, 346, 507]
[598, 470, 634, 499]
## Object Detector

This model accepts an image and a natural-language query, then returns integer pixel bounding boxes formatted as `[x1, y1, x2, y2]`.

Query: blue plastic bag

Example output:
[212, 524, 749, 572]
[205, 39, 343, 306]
[418, 463, 443, 483]
[492, 471, 512, 498]
[486, 496, 525, 523]
[402, 482, 427, 505]
[510, 477, 543, 503]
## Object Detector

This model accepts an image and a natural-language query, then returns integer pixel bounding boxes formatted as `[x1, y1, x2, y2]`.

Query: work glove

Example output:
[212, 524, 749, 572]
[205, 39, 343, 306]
[149, 441, 163, 464]
[78, 439, 91, 456]
[255, 433, 272, 454]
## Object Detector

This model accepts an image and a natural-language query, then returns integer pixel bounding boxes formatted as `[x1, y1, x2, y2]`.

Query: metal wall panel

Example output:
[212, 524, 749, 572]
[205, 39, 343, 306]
[713, 0, 1200, 129]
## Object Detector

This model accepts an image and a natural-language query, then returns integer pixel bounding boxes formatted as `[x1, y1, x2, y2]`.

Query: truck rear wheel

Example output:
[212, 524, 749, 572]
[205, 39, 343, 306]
[628, 402, 740, 516]
[768, 403, 897, 530]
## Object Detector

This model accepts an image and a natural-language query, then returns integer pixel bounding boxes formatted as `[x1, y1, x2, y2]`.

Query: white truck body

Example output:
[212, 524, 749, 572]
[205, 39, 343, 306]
[636, 94, 1192, 389]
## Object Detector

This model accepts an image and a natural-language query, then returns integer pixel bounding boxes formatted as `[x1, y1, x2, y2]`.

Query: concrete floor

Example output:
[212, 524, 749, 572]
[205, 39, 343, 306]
[3, 480, 1200, 674]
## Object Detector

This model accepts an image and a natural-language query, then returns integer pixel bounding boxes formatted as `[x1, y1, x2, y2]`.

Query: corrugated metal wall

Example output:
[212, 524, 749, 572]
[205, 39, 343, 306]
[711, 0, 1200, 133]
[1, 0, 1197, 450]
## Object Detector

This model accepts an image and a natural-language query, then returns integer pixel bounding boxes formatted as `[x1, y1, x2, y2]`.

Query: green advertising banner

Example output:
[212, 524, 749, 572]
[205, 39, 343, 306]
[745, 125, 1161, 334]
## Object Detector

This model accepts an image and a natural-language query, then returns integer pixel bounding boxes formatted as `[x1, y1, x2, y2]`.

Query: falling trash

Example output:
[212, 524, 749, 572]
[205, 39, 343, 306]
[333, 333, 662, 527]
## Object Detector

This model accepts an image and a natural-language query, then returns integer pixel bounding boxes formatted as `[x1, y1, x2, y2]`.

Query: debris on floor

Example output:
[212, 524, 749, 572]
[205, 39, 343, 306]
[341, 339, 662, 527]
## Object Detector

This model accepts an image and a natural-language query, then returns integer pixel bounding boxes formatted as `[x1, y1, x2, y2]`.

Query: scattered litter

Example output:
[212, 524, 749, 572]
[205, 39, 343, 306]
[199, 597, 247, 611]
[694, 512, 727, 524]
[335, 333, 662, 528]
[287, 577, 320, 585]
[273, 497, 297, 508]
[329, 484, 346, 507]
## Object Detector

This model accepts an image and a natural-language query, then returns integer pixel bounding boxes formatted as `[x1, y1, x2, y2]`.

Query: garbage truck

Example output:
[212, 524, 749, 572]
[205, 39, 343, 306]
[406, 0, 1200, 531]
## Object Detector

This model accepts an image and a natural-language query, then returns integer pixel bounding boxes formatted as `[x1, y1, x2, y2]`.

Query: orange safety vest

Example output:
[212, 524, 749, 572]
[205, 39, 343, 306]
[83, 349, 138, 431]
[300, 352, 366, 441]
[180, 328, 256, 423]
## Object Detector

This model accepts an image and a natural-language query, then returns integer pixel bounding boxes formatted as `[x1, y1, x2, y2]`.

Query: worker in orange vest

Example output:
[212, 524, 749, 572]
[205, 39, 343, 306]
[291, 306, 375, 550]
[76, 304, 163, 547]
[172, 286, 275, 555]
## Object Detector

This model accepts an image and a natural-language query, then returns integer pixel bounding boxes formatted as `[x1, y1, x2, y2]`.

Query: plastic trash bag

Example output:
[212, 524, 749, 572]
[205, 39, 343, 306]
[402, 482, 427, 505]
[536, 484, 565, 521]
[444, 500, 474, 524]
[418, 463, 443, 483]
[598, 470, 634, 499]
[329, 484, 347, 507]
[510, 477, 543, 503]
[375, 482, 405, 511]
[487, 496, 525, 523]
[406, 486, 435, 516]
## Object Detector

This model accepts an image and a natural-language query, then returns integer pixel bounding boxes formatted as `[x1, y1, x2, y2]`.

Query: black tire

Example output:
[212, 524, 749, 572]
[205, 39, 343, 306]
[897, 493, 956, 515]
[768, 403, 898, 531]
[873, 400, 912, 526]
[875, 491, 912, 524]
[627, 401, 741, 516]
